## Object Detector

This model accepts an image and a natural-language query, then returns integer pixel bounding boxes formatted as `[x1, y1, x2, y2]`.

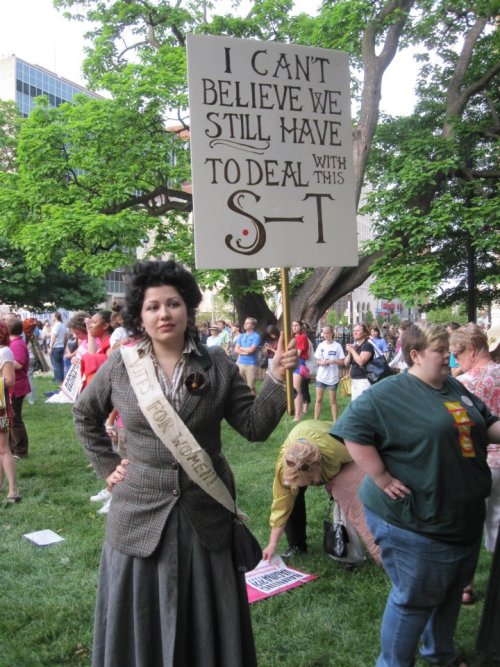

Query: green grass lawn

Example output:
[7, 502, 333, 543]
[0, 376, 496, 666]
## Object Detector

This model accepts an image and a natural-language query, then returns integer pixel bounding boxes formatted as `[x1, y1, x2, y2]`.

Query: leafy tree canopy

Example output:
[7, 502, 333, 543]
[363, 3, 499, 313]
[0, 236, 107, 311]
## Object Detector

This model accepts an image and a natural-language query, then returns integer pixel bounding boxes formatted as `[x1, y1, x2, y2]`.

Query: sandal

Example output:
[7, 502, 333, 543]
[5, 495, 22, 504]
[461, 587, 476, 605]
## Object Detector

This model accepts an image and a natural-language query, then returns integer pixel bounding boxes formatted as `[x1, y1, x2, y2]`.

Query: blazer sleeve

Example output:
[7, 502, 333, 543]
[213, 349, 287, 441]
[73, 353, 121, 479]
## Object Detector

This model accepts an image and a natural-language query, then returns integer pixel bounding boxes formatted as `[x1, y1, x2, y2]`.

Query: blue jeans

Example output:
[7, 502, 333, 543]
[50, 347, 65, 383]
[365, 507, 480, 667]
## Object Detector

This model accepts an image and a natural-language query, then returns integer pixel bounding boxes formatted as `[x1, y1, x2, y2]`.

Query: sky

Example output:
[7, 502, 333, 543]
[0, 0, 418, 115]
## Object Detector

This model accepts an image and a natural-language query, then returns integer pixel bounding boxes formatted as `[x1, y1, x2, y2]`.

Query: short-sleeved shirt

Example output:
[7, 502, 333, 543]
[236, 331, 261, 366]
[110, 327, 128, 348]
[0, 346, 14, 370]
[206, 334, 222, 348]
[332, 372, 495, 544]
[51, 321, 67, 348]
[270, 420, 352, 528]
[350, 340, 374, 379]
[315, 340, 345, 385]
[294, 333, 310, 360]
[459, 361, 500, 469]
[10, 337, 30, 398]
[370, 337, 388, 355]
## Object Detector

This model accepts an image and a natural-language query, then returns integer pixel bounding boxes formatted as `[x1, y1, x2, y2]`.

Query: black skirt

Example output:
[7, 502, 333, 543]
[93, 505, 257, 667]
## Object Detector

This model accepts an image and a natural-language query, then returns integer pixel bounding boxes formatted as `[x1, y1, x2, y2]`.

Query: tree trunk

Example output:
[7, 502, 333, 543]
[466, 233, 476, 323]
[227, 268, 276, 327]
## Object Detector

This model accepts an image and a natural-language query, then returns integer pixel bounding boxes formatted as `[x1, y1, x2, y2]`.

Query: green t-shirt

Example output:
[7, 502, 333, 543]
[332, 372, 495, 544]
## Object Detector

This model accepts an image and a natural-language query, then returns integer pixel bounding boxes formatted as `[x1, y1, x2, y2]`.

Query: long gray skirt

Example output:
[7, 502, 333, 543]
[93, 506, 257, 667]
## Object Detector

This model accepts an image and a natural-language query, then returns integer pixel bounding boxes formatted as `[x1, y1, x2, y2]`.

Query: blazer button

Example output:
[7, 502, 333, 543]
[171, 463, 178, 470]
[172, 489, 180, 497]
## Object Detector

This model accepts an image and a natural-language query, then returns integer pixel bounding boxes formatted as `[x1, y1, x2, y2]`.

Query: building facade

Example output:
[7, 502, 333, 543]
[0, 55, 102, 116]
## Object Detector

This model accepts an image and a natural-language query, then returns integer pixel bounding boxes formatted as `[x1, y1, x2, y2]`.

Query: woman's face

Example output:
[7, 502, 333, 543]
[411, 340, 450, 386]
[353, 325, 366, 342]
[322, 327, 333, 342]
[453, 345, 475, 373]
[371, 329, 379, 339]
[89, 313, 109, 339]
[141, 285, 188, 348]
[71, 327, 87, 342]
[292, 321, 301, 335]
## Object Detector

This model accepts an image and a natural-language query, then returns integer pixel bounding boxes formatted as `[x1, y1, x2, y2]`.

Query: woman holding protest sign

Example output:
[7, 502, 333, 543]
[73, 259, 298, 667]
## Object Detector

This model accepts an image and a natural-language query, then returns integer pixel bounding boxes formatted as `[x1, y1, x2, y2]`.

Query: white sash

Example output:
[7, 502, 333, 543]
[121, 345, 237, 515]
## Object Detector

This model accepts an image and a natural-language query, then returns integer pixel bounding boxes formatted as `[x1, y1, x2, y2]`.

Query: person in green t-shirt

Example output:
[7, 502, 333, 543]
[332, 321, 500, 667]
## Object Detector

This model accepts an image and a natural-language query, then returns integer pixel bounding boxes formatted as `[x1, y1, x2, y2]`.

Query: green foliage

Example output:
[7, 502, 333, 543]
[364, 309, 374, 326]
[326, 309, 339, 326]
[424, 304, 467, 325]
[0, 237, 107, 310]
[361, 0, 499, 312]
[0, 100, 20, 172]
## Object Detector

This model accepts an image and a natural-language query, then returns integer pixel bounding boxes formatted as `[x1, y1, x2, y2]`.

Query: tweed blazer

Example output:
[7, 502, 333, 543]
[73, 345, 287, 558]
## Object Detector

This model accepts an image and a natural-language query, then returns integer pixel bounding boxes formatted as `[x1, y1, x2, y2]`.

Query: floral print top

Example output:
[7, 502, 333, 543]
[459, 361, 500, 468]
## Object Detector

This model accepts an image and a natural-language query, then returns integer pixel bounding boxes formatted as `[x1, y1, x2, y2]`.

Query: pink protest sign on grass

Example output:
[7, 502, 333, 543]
[245, 557, 318, 604]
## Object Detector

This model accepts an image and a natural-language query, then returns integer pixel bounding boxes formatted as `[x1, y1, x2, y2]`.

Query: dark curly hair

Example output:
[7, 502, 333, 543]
[67, 311, 91, 334]
[123, 260, 202, 338]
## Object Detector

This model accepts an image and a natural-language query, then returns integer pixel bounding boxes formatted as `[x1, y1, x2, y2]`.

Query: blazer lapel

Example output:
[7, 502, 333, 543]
[178, 348, 212, 424]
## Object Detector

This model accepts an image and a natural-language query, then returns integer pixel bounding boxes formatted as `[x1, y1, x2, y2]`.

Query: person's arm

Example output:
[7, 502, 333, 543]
[73, 358, 121, 478]
[337, 346, 346, 367]
[48, 330, 57, 354]
[487, 421, 500, 443]
[1, 360, 15, 388]
[344, 440, 410, 500]
[85, 318, 98, 354]
[262, 526, 285, 561]
[346, 345, 372, 367]
[263, 455, 297, 560]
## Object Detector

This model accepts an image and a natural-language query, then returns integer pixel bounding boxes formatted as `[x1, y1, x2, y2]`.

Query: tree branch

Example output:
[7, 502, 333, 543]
[100, 185, 192, 215]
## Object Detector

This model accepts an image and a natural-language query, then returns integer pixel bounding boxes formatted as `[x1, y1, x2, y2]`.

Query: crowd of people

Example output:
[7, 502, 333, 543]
[1, 282, 499, 667]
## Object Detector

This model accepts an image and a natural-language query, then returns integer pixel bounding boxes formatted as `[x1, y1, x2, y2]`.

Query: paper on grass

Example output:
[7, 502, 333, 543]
[23, 529, 65, 546]
[245, 555, 317, 603]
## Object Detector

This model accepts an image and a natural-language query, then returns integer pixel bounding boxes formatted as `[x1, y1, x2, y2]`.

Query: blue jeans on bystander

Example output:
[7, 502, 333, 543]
[50, 347, 65, 384]
[365, 507, 480, 667]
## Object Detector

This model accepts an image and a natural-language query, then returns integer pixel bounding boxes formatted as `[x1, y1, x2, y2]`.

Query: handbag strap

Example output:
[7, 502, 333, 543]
[333, 499, 345, 525]
[121, 345, 238, 516]
[367, 339, 382, 358]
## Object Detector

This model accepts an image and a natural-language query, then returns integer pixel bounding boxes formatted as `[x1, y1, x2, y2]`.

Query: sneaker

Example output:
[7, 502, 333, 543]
[281, 545, 307, 560]
[90, 488, 111, 503]
[97, 498, 111, 515]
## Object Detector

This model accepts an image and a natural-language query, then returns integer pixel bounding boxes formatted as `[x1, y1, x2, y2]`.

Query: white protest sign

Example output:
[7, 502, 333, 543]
[187, 35, 358, 270]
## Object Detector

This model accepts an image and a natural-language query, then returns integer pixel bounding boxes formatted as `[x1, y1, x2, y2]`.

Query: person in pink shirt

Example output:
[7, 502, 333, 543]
[8, 319, 30, 459]
[0, 321, 19, 502]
